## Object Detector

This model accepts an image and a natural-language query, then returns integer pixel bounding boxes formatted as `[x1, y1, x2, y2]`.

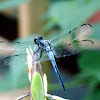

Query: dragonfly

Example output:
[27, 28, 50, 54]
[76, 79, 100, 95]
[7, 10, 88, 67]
[0, 24, 94, 93]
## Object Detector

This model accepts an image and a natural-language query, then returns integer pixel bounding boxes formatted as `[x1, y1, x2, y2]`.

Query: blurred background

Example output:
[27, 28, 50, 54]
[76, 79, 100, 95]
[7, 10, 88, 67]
[0, 0, 100, 100]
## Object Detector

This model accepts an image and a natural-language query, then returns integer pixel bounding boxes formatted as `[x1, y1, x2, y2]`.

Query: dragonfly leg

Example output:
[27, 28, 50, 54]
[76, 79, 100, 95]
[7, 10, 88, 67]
[34, 46, 40, 53]
[39, 49, 43, 59]
[36, 49, 43, 61]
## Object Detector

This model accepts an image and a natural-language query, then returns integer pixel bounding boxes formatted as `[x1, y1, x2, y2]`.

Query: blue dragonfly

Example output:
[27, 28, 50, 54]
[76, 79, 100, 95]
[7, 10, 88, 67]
[0, 24, 94, 93]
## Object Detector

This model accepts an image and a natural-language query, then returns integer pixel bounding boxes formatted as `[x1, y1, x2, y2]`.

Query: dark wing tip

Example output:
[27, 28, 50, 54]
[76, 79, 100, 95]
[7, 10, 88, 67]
[0, 41, 21, 44]
[68, 39, 94, 46]
[2, 56, 11, 65]
[69, 31, 71, 33]
[69, 24, 92, 34]
[81, 24, 92, 27]
[82, 39, 94, 45]
[0, 41, 9, 43]
[16, 42, 20, 44]
[1, 53, 27, 65]
[69, 27, 77, 33]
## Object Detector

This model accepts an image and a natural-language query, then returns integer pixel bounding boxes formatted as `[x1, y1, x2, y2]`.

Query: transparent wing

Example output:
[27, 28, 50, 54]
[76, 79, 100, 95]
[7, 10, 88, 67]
[0, 41, 36, 65]
[0, 40, 50, 66]
[1, 40, 94, 65]
[1, 51, 50, 66]
[0, 41, 35, 52]
[1, 53, 27, 65]
[51, 24, 92, 47]
[53, 40, 94, 58]
[0, 41, 35, 64]
[0, 24, 92, 65]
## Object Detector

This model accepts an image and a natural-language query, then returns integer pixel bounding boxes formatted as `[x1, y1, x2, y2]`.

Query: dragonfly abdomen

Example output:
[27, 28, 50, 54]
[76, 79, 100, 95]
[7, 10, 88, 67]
[46, 51, 67, 93]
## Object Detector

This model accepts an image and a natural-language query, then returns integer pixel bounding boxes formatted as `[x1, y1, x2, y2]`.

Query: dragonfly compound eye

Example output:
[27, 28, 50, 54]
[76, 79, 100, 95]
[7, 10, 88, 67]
[34, 37, 38, 44]
[39, 36, 43, 40]
[34, 36, 40, 45]
[34, 38, 37, 44]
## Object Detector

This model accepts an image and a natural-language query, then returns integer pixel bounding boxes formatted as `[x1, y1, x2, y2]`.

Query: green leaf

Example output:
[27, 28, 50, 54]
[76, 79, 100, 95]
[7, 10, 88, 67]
[31, 72, 44, 100]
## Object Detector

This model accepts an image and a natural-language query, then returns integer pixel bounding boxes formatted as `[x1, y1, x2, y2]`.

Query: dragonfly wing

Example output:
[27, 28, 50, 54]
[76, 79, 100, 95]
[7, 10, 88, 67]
[0, 41, 35, 65]
[51, 24, 92, 47]
[2, 51, 50, 66]
[53, 40, 94, 58]
[2, 53, 27, 65]
[0, 41, 34, 52]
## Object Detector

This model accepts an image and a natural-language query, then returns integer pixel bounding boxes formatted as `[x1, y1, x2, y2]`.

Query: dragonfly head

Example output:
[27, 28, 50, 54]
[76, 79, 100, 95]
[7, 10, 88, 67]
[34, 36, 43, 45]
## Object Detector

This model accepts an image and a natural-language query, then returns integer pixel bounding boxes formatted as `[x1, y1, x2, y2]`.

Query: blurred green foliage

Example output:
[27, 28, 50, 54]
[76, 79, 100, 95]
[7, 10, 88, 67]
[78, 50, 100, 100]
[90, 23, 100, 40]
[42, 0, 100, 34]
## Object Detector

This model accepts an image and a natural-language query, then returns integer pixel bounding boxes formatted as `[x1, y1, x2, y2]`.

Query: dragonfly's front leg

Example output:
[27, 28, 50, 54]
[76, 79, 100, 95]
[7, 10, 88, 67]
[39, 49, 43, 59]
[36, 49, 43, 61]
[33, 46, 43, 61]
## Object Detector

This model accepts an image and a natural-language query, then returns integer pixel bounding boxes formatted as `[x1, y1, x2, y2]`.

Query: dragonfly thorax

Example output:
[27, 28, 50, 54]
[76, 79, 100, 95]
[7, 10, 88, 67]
[34, 36, 53, 52]
[40, 40, 53, 52]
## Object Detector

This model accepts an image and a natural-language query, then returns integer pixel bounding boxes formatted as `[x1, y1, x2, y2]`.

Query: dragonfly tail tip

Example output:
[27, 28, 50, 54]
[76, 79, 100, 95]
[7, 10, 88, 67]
[64, 89, 67, 94]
